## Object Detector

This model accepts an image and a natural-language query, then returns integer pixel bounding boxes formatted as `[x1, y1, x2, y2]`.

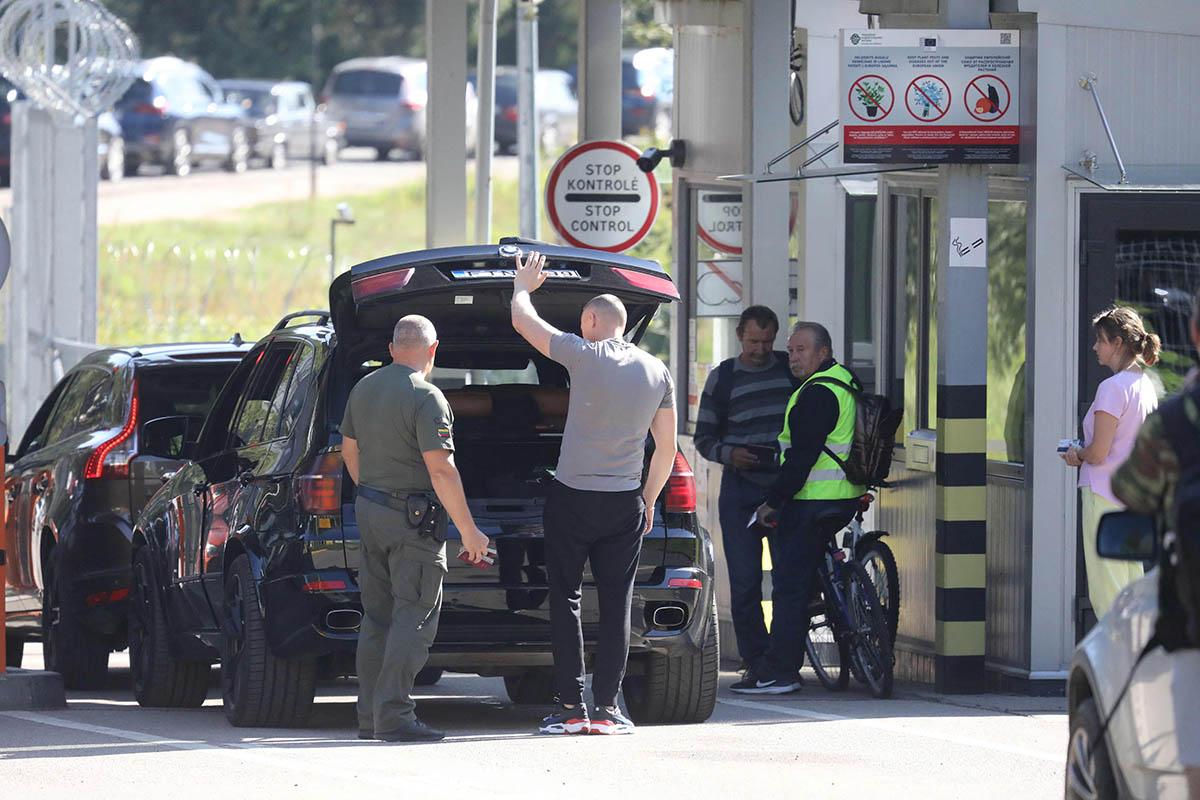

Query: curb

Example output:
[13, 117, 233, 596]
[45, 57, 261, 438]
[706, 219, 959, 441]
[0, 668, 66, 710]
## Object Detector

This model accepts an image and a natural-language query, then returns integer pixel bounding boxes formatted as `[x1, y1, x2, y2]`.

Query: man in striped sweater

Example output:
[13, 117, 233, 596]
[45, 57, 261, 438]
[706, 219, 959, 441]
[694, 306, 798, 690]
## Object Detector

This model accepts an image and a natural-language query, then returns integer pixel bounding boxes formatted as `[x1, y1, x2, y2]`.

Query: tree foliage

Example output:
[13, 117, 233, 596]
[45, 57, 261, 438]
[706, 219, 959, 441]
[103, 0, 670, 83]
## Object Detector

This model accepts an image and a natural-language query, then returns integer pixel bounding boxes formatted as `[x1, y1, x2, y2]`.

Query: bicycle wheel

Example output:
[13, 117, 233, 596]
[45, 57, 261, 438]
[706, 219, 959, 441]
[844, 559, 894, 699]
[804, 593, 849, 691]
[857, 538, 900, 644]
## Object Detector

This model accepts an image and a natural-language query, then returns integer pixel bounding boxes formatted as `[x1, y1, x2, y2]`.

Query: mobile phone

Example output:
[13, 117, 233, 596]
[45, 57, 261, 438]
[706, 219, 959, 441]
[742, 444, 778, 464]
[457, 547, 497, 570]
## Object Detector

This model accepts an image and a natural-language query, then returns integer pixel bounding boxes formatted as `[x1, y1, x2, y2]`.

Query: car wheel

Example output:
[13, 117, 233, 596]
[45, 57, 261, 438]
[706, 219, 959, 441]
[102, 136, 125, 183]
[129, 548, 210, 708]
[41, 546, 110, 689]
[225, 128, 249, 173]
[5, 632, 24, 668]
[221, 554, 316, 727]
[170, 129, 192, 177]
[122, 157, 140, 178]
[413, 667, 443, 687]
[1066, 697, 1119, 800]
[503, 670, 556, 704]
[322, 136, 339, 165]
[269, 141, 287, 170]
[623, 599, 719, 724]
[375, 146, 391, 161]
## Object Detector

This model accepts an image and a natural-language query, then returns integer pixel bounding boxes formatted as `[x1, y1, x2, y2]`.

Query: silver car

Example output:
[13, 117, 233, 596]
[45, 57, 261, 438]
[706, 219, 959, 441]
[1066, 511, 1200, 799]
[322, 56, 477, 161]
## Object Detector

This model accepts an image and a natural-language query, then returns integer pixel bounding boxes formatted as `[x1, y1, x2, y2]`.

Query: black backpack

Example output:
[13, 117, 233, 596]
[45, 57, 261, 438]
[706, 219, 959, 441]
[1156, 387, 1200, 651]
[805, 372, 904, 488]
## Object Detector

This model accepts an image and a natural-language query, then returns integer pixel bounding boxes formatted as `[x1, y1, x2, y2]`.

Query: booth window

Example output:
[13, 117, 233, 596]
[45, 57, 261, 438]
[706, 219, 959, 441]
[846, 194, 877, 394]
[886, 189, 1027, 464]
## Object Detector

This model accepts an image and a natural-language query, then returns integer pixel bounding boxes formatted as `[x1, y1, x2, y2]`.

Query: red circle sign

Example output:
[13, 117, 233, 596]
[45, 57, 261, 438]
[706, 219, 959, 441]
[847, 74, 893, 123]
[905, 74, 950, 122]
[545, 140, 660, 252]
[964, 74, 1010, 122]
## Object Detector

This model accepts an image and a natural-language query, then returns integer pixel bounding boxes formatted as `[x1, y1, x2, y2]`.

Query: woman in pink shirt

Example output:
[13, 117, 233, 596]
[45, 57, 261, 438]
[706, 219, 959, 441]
[1063, 306, 1160, 617]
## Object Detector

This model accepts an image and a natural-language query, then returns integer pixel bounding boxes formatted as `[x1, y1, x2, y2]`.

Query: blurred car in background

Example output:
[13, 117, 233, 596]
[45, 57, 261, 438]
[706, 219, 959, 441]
[115, 56, 251, 177]
[219, 79, 344, 169]
[322, 56, 477, 161]
[3, 341, 249, 686]
[620, 50, 663, 138]
[631, 47, 673, 141]
[472, 67, 577, 155]
[0, 80, 127, 186]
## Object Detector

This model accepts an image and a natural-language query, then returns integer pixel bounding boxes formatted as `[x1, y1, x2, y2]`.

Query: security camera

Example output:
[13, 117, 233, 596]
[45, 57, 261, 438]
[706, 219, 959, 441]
[636, 139, 686, 173]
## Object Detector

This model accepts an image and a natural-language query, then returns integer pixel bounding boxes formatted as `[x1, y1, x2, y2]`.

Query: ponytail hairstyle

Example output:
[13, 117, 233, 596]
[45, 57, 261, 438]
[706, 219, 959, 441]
[1091, 306, 1161, 367]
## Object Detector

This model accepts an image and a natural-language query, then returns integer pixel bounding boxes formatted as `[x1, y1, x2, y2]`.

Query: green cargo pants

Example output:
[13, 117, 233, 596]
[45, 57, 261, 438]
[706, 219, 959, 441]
[355, 496, 446, 734]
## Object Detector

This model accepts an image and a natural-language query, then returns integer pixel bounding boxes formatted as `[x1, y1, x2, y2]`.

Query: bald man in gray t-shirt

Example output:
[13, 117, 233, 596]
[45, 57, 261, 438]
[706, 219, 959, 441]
[510, 250, 677, 736]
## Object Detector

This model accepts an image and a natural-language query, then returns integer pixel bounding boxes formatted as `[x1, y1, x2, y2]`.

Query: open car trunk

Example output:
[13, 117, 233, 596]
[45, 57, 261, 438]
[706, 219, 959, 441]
[330, 240, 678, 597]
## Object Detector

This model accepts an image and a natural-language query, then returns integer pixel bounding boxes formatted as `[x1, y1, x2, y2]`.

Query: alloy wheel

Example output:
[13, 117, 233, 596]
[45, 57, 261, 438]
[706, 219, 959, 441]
[1066, 726, 1100, 800]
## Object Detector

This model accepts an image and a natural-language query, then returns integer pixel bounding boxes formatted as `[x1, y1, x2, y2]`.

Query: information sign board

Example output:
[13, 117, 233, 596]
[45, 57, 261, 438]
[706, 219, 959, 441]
[840, 29, 1019, 164]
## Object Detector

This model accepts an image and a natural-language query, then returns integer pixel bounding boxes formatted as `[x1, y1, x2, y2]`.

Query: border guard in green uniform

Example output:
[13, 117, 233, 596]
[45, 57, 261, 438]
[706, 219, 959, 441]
[342, 314, 491, 742]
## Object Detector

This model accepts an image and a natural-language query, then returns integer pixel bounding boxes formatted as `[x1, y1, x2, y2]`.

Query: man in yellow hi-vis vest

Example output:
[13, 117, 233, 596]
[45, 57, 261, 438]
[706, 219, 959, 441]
[732, 322, 865, 695]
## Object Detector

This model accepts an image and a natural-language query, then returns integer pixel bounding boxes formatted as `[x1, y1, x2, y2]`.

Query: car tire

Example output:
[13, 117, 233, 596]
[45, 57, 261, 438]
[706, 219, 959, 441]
[122, 157, 140, 178]
[221, 554, 316, 727]
[170, 129, 192, 177]
[375, 146, 391, 161]
[1066, 697, 1120, 800]
[622, 599, 719, 724]
[129, 548, 209, 708]
[413, 667, 443, 687]
[269, 141, 287, 170]
[225, 128, 249, 173]
[503, 670, 556, 704]
[102, 136, 125, 183]
[41, 546, 110, 689]
[5, 632, 24, 668]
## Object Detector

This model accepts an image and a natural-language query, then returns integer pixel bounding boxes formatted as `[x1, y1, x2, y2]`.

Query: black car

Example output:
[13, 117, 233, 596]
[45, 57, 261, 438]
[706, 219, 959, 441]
[114, 57, 250, 177]
[131, 242, 718, 728]
[219, 80, 343, 169]
[3, 342, 249, 685]
[476, 67, 578, 155]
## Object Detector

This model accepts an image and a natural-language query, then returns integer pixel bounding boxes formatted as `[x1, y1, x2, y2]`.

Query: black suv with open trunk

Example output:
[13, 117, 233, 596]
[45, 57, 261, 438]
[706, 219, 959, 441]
[130, 242, 717, 727]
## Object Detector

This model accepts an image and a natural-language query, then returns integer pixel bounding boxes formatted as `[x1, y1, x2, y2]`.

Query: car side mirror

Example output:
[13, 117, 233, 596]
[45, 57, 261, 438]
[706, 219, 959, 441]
[140, 415, 195, 459]
[1096, 510, 1158, 561]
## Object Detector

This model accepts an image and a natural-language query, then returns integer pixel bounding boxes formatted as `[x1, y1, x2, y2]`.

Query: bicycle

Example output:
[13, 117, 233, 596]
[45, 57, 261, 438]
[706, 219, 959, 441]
[802, 500, 895, 699]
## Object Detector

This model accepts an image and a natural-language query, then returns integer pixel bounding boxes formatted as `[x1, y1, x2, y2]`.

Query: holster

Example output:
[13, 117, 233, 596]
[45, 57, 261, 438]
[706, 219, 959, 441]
[357, 486, 447, 543]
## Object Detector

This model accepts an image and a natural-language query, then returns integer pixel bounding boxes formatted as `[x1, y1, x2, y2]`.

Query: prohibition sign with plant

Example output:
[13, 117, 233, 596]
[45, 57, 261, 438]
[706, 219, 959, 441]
[848, 74, 893, 122]
[906, 74, 950, 122]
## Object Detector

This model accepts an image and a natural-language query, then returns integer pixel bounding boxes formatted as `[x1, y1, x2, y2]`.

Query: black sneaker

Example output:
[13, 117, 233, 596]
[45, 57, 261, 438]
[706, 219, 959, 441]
[375, 719, 445, 742]
[589, 705, 635, 735]
[730, 669, 802, 695]
[539, 704, 590, 734]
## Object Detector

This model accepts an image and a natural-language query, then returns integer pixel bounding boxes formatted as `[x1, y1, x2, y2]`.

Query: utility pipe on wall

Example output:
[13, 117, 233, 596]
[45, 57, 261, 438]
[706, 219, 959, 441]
[475, 0, 498, 243]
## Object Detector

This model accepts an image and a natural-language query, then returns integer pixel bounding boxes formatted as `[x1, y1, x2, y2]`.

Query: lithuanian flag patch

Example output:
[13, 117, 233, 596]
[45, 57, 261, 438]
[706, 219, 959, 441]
[437, 426, 452, 439]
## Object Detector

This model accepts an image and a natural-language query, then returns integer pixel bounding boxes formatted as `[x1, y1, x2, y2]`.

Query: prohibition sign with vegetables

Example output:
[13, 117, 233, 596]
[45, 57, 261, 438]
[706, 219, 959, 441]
[848, 74, 893, 121]
[964, 74, 1010, 121]
[906, 74, 950, 122]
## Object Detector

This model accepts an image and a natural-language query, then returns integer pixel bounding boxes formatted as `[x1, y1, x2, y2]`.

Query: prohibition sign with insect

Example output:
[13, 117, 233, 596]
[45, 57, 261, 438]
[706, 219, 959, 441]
[847, 74, 893, 122]
[964, 74, 1010, 121]
[905, 74, 950, 122]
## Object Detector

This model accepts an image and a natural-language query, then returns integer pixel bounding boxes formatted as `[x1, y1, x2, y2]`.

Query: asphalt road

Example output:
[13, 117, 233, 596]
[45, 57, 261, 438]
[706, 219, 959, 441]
[0, 148, 520, 226]
[1, 643, 1069, 798]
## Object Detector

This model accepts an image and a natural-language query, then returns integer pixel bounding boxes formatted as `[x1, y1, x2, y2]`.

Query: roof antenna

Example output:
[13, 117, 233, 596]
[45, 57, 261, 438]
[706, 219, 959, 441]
[229, 332, 244, 346]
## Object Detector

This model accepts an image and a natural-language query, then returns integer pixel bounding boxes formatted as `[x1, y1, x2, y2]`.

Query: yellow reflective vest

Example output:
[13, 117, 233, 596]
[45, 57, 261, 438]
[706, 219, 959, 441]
[777, 362, 866, 501]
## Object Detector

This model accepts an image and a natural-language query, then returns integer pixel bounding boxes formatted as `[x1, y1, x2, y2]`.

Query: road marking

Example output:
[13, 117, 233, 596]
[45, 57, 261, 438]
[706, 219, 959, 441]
[716, 698, 1062, 763]
[0, 710, 528, 795]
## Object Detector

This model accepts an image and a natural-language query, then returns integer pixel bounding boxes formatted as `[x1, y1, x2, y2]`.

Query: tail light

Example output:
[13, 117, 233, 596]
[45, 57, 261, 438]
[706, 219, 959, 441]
[84, 388, 138, 480]
[859, 493, 874, 513]
[1, 112, 10, 126]
[640, 86, 655, 100]
[299, 450, 344, 515]
[402, 100, 425, 112]
[133, 97, 167, 116]
[663, 452, 695, 513]
[503, 105, 518, 122]
[351, 268, 414, 302]
[85, 588, 130, 607]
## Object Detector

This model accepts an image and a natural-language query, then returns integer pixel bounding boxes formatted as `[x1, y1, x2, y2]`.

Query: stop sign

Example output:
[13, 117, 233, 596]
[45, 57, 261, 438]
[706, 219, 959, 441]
[545, 140, 659, 252]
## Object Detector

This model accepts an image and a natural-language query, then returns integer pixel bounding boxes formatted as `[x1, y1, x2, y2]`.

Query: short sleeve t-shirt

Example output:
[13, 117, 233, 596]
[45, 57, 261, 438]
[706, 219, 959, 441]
[549, 332, 674, 492]
[1079, 368, 1158, 504]
[340, 363, 454, 494]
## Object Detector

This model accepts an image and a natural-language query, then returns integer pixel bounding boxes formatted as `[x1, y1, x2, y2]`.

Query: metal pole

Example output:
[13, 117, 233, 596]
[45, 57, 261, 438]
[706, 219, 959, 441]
[329, 218, 335, 283]
[1080, 74, 1127, 184]
[517, 0, 539, 239]
[475, 0, 498, 243]
[310, 0, 319, 199]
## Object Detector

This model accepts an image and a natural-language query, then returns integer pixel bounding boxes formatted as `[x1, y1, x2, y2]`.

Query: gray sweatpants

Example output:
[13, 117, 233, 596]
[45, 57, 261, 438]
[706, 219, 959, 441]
[355, 497, 446, 733]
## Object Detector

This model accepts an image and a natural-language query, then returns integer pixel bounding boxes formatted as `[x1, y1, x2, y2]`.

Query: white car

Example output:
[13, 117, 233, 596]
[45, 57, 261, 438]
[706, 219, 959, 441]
[1066, 511, 1200, 799]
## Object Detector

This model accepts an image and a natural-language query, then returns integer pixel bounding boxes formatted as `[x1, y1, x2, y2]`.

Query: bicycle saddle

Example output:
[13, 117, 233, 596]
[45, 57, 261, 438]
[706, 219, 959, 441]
[811, 506, 850, 538]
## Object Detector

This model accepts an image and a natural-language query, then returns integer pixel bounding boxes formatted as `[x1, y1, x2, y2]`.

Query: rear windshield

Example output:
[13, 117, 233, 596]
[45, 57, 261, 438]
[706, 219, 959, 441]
[117, 79, 154, 107]
[332, 70, 403, 98]
[138, 363, 237, 433]
[224, 87, 273, 113]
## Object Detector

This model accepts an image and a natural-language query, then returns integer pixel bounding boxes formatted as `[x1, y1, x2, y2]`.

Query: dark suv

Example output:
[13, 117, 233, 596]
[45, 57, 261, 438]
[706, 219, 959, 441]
[131, 242, 717, 728]
[3, 342, 249, 685]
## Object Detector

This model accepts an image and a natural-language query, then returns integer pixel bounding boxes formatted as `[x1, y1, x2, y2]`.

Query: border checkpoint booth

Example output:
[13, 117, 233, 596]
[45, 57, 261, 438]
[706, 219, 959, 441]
[655, 0, 1200, 694]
